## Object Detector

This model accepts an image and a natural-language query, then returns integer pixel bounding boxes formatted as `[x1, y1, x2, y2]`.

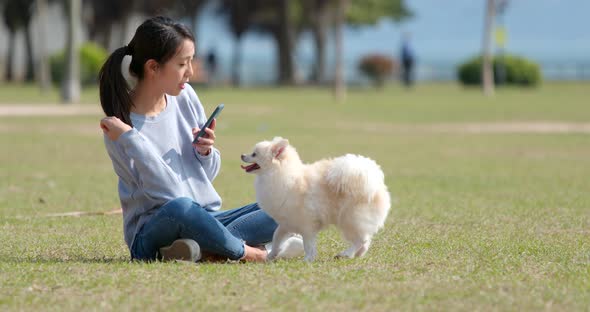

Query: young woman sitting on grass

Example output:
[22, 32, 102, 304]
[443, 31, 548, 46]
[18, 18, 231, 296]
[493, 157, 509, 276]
[98, 16, 302, 263]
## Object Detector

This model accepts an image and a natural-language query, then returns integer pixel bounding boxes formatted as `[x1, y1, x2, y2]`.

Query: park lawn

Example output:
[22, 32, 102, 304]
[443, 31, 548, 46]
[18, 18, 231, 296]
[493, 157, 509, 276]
[0, 83, 589, 311]
[0, 83, 99, 105]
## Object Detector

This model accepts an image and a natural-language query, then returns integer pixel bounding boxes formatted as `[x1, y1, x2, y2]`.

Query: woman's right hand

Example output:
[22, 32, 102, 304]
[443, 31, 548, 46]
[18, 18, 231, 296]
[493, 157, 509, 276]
[100, 116, 132, 141]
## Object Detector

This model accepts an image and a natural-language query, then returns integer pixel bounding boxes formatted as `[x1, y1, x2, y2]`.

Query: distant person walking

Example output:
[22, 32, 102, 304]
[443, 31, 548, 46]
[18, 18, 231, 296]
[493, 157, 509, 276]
[400, 34, 416, 87]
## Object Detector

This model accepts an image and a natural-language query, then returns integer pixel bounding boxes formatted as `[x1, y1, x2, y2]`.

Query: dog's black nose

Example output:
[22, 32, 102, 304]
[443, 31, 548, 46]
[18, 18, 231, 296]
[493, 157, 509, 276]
[241, 154, 246, 161]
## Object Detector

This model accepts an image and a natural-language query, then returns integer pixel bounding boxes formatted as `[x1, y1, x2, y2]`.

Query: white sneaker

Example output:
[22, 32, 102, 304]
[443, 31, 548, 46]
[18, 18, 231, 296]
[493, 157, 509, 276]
[159, 239, 201, 262]
[266, 235, 305, 259]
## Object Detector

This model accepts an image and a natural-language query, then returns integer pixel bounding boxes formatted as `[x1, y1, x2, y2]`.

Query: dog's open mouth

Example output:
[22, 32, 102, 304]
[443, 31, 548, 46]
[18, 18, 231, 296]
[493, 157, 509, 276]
[241, 163, 260, 172]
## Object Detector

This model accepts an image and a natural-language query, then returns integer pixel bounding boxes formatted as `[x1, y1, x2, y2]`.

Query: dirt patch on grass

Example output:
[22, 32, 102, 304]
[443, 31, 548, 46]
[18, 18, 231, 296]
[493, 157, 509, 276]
[423, 122, 590, 134]
[0, 105, 101, 116]
[336, 121, 590, 134]
[0, 122, 101, 136]
[1, 105, 589, 134]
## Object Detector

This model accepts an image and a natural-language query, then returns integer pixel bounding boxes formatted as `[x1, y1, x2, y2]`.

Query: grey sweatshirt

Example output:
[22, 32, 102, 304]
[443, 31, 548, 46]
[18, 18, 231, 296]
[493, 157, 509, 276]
[103, 84, 222, 251]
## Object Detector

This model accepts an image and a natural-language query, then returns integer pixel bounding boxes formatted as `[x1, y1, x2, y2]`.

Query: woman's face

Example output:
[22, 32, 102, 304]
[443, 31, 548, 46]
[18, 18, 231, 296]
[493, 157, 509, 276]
[157, 39, 195, 96]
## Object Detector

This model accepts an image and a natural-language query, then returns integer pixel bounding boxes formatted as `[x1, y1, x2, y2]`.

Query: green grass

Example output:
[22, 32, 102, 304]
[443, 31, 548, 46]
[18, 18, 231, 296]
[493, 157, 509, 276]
[1, 82, 589, 311]
[0, 83, 100, 105]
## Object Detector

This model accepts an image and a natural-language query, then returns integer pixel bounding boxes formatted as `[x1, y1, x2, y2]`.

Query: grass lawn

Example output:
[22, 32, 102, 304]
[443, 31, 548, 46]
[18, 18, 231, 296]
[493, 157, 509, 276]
[0, 82, 589, 311]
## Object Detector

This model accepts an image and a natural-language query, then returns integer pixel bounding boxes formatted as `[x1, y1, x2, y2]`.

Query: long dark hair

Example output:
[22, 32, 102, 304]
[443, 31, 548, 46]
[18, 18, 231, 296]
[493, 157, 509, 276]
[98, 16, 195, 126]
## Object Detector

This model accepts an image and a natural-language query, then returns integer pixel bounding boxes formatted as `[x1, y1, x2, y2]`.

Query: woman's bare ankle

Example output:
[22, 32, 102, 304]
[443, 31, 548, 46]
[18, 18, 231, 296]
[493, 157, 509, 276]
[242, 244, 267, 262]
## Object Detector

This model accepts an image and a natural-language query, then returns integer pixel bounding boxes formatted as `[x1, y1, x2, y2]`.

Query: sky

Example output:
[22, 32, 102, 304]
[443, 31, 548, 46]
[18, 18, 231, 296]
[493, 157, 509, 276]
[396, 0, 590, 61]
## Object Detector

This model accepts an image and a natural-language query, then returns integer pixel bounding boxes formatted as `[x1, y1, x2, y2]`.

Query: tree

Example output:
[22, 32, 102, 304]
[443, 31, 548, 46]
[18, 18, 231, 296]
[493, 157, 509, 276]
[333, 0, 348, 101]
[217, 0, 410, 87]
[140, 0, 206, 34]
[482, 0, 495, 96]
[300, 0, 330, 83]
[61, 0, 81, 103]
[218, 0, 255, 86]
[36, 0, 52, 91]
[275, 0, 295, 84]
[22, 0, 35, 82]
[83, 0, 135, 49]
[1, 0, 17, 81]
[2, 0, 35, 82]
[347, 0, 411, 25]
[219, 0, 297, 85]
[333, 0, 412, 100]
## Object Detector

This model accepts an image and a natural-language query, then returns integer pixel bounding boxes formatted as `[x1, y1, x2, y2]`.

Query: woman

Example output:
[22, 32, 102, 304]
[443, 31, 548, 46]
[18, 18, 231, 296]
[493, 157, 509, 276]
[98, 16, 299, 262]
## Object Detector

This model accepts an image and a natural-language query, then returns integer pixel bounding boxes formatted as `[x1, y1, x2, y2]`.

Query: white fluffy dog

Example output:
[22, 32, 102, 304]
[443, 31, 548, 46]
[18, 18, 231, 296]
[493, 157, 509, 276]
[241, 137, 391, 262]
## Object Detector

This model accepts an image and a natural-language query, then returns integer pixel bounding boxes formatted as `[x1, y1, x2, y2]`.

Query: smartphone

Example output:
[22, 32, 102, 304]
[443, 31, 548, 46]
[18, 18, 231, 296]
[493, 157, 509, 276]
[193, 103, 224, 144]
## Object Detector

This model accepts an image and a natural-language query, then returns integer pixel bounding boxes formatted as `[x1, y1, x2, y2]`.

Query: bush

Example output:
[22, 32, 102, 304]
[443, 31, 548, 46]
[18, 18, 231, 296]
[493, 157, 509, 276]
[358, 54, 397, 88]
[50, 42, 108, 87]
[457, 54, 542, 87]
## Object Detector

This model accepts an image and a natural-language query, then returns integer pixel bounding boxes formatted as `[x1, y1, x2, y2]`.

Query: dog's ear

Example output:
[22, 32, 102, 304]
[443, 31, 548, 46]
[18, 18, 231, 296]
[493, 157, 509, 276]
[272, 136, 285, 143]
[271, 137, 289, 158]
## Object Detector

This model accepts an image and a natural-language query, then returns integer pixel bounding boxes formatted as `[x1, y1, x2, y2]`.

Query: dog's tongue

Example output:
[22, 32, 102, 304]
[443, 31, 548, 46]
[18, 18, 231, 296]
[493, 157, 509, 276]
[241, 163, 260, 172]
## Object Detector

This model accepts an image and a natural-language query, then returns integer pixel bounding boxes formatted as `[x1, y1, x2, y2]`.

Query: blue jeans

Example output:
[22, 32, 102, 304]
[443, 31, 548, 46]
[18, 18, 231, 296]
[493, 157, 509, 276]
[130, 197, 277, 261]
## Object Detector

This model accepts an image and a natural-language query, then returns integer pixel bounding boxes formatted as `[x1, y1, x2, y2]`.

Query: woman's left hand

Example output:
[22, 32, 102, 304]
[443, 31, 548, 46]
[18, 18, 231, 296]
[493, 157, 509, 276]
[192, 118, 216, 156]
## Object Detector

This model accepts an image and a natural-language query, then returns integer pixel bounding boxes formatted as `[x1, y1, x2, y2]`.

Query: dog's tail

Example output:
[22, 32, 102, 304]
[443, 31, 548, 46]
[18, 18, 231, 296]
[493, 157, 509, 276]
[325, 154, 387, 201]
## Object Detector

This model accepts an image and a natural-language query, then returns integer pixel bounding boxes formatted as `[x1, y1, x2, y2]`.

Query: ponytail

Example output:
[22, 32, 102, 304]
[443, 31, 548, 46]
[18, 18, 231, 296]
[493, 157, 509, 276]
[98, 46, 134, 127]
[98, 16, 195, 127]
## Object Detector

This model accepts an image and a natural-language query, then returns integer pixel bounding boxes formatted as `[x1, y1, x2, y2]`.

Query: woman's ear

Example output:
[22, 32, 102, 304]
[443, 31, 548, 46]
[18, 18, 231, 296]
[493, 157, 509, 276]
[144, 59, 160, 78]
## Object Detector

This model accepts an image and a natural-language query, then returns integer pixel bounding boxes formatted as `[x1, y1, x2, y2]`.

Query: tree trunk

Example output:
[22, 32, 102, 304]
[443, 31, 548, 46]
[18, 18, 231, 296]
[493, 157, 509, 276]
[5, 31, 15, 81]
[232, 35, 243, 87]
[24, 24, 35, 82]
[482, 0, 495, 96]
[310, 4, 328, 84]
[333, 0, 349, 102]
[36, 0, 52, 92]
[276, 0, 295, 85]
[61, 0, 81, 104]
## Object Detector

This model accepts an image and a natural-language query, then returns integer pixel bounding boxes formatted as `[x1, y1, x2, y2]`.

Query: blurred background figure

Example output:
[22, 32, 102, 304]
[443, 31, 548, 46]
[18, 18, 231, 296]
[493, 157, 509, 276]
[400, 33, 415, 87]
[206, 47, 218, 85]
